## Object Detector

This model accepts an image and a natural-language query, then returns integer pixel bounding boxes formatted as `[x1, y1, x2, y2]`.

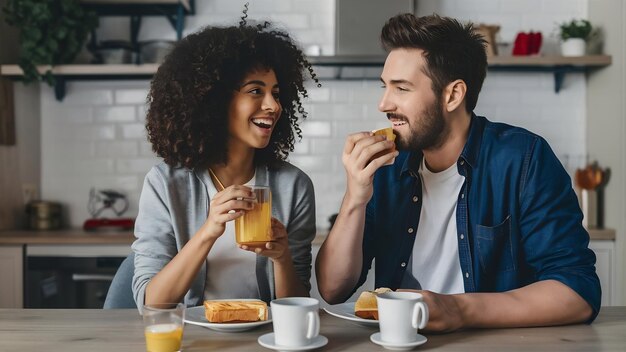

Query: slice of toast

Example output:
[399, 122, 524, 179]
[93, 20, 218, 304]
[354, 287, 392, 320]
[204, 300, 268, 323]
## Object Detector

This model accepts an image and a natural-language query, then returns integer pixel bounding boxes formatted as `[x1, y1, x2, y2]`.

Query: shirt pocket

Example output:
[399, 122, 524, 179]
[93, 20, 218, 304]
[475, 215, 515, 273]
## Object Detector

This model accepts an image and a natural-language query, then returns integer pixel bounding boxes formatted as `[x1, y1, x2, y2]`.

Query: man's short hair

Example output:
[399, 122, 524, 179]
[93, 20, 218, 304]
[381, 14, 487, 113]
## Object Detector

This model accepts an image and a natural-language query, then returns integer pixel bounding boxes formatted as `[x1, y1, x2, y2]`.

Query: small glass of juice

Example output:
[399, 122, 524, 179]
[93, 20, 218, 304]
[143, 303, 184, 352]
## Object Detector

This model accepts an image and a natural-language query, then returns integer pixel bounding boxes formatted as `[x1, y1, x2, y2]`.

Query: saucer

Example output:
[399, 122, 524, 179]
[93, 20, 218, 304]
[258, 332, 328, 352]
[370, 332, 427, 351]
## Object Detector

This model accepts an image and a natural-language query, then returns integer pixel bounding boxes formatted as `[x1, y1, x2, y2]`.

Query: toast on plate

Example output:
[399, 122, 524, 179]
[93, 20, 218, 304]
[203, 300, 268, 323]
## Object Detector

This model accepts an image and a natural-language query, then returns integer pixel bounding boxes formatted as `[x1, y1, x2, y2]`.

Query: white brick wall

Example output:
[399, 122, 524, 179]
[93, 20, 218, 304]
[39, 0, 589, 228]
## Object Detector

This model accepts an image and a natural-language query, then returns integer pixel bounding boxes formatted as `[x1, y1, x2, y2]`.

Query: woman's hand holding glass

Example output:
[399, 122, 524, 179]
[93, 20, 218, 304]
[200, 185, 256, 242]
[239, 218, 290, 263]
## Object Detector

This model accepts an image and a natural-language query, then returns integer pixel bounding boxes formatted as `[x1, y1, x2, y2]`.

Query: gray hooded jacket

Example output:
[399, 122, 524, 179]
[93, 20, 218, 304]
[131, 161, 316, 311]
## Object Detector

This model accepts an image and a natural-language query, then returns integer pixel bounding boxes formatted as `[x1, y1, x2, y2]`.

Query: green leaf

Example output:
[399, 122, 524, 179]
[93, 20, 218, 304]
[558, 19, 593, 41]
[3, 0, 98, 85]
[56, 28, 67, 39]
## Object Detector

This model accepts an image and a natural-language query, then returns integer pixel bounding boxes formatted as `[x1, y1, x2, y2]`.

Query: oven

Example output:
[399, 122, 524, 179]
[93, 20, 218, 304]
[25, 245, 128, 308]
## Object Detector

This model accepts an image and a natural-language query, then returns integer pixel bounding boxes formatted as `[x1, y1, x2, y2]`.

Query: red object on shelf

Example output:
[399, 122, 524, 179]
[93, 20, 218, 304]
[529, 32, 543, 54]
[512, 31, 543, 56]
[513, 32, 530, 55]
[83, 218, 135, 231]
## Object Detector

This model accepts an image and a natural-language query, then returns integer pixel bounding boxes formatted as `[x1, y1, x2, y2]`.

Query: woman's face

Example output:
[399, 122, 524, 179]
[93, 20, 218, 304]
[227, 68, 282, 151]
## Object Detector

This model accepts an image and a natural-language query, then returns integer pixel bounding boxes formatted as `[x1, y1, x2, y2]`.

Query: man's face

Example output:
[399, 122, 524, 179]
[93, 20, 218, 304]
[379, 48, 447, 152]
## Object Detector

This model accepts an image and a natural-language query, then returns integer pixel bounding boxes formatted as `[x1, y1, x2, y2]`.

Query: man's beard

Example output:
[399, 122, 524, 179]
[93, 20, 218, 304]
[392, 97, 447, 152]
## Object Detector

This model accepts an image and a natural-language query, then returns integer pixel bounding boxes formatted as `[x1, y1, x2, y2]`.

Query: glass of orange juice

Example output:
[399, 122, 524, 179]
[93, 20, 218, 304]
[235, 185, 272, 248]
[143, 303, 184, 352]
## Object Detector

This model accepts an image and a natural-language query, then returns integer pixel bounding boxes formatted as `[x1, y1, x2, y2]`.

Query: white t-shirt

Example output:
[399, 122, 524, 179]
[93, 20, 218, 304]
[203, 175, 259, 299]
[403, 158, 465, 294]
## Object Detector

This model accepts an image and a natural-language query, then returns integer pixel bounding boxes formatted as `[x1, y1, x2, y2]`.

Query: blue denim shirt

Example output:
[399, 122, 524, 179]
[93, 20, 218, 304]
[357, 115, 601, 321]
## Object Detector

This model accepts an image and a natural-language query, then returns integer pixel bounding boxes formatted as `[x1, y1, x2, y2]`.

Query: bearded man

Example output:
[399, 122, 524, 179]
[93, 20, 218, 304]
[315, 13, 600, 332]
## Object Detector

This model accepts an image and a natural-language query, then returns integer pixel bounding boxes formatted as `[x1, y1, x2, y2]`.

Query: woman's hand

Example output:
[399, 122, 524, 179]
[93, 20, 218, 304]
[239, 218, 291, 264]
[200, 185, 255, 242]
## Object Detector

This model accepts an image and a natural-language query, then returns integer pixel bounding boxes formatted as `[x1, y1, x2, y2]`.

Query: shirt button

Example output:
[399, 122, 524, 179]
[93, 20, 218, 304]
[465, 272, 469, 278]
[401, 262, 407, 267]
[408, 228, 414, 234]
[461, 193, 465, 199]
[412, 196, 418, 202]
[460, 234, 464, 240]
[460, 160, 465, 165]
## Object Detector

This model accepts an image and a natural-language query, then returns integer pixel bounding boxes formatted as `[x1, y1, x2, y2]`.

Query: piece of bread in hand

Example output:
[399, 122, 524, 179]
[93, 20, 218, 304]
[204, 300, 268, 323]
[354, 287, 393, 320]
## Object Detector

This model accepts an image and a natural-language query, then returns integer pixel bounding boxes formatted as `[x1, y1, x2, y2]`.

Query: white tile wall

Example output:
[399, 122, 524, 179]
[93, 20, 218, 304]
[39, 0, 588, 229]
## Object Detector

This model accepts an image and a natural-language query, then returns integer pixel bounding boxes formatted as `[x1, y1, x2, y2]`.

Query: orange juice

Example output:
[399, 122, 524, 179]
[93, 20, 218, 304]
[144, 323, 183, 352]
[235, 186, 271, 247]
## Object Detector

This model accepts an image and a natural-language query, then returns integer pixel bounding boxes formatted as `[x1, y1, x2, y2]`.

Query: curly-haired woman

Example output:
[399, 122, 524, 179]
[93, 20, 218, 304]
[131, 13, 319, 309]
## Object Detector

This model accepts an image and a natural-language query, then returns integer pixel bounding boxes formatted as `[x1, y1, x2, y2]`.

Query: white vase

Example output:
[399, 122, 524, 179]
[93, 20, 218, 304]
[561, 38, 586, 56]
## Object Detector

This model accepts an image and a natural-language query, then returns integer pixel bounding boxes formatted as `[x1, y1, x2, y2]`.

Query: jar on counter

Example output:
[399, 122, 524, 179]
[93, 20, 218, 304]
[25, 201, 63, 230]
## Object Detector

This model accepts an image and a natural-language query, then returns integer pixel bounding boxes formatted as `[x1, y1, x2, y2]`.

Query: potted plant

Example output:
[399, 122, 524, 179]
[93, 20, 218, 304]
[557, 19, 593, 56]
[2, 0, 98, 85]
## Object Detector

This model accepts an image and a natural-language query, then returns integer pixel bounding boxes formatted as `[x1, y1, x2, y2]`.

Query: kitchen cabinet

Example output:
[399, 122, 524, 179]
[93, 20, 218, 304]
[0, 246, 23, 308]
[589, 240, 617, 306]
[0, 230, 133, 308]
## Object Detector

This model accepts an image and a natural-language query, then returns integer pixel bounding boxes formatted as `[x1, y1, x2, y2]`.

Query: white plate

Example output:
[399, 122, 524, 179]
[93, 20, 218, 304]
[184, 300, 272, 332]
[370, 332, 427, 350]
[258, 332, 328, 351]
[323, 302, 378, 327]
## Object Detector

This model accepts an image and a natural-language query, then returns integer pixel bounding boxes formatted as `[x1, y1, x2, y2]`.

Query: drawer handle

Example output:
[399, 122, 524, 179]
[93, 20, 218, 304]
[71, 274, 115, 282]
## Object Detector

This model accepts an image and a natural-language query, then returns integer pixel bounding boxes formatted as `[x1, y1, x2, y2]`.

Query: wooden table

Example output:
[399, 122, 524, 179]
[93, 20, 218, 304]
[0, 307, 624, 351]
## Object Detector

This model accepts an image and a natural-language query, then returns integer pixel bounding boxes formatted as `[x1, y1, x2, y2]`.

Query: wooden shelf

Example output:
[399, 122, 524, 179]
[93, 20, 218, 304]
[0, 55, 612, 100]
[0, 229, 134, 245]
[80, 0, 192, 12]
[307, 54, 611, 67]
[2, 55, 610, 77]
[487, 55, 612, 93]
[308, 54, 611, 93]
[488, 55, 611, 66]
[0, 64, 159, 76]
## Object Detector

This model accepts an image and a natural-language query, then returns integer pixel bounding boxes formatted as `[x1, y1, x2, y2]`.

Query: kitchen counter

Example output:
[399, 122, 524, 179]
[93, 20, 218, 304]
[0, 307, 624, 351]
[0, 229, 134, 245]
[0, 227, 614, 245]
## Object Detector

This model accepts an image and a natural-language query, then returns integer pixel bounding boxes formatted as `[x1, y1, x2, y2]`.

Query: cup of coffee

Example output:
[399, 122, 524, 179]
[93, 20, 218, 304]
[371, 127, 397, 165]
[235, 185, 272, 248]
[142, 303, 184, 352]
[270, 297, 320, 347]
[376, 291, 429, 344]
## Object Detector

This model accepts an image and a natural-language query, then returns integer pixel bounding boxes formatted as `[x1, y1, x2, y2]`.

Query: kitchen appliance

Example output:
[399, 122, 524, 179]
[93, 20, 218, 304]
[335, 0, 414, 56]
[140, 40, 175, 63]
[26, 255, 124, 308]
[25, 200, 63, 230]
[89, 40, 135, 64]
[83, 188, 135, 231]
[575, 162, 610, 229]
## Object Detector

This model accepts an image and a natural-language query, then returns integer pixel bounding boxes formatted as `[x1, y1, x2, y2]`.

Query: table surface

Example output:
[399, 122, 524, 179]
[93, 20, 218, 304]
[0, 228, 614, 245]
[0, 307, 624, 352]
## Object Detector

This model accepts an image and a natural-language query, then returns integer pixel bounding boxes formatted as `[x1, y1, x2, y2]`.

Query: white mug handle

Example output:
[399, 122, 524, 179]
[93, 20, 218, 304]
[306, 311, 320, 339]
[411, 302, 429, 330]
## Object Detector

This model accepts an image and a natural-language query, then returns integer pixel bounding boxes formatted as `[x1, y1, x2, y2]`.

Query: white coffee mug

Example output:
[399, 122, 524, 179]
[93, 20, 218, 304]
[376, 291, 429, 344]
[270, 297, 320, 347]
